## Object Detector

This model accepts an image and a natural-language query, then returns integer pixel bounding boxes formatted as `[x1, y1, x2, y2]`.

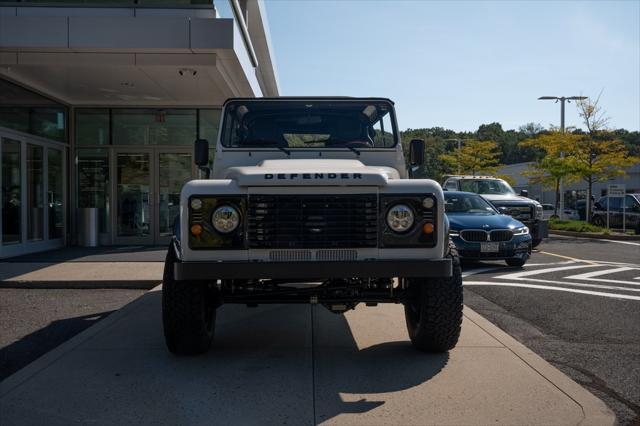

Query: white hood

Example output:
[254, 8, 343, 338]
[222, 159, 400, 187]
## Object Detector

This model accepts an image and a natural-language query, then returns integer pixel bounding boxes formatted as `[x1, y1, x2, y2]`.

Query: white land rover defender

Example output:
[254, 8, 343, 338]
[163, 97, 462, 355]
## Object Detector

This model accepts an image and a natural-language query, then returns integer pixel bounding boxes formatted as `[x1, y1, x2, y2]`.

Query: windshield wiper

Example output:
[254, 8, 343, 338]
[344, 145, 360, 156]
[277, 146, 291, 157]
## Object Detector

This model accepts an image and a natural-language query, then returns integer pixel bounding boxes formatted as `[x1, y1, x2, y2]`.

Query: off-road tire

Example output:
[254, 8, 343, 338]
[506, 257, 527, 267]
[531, 238, 542, 248]
[592, 215, 605, 228]
[404, 240, 463, 353]
[162, 244, 217, 355]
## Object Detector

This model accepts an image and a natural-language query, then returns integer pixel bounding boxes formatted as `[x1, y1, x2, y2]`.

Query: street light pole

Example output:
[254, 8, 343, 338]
[538, 96, 587, 219]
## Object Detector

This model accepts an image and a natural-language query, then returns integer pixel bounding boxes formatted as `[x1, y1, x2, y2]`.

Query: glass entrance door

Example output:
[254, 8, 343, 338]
[115, 151, 152, 244]
[113, 149, 192, 245]
[155, 151, 192, 244]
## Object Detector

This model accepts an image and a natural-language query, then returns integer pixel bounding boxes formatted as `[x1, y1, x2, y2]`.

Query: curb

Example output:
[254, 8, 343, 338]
[550, 230, 640, 241]
[0, 280, 159, 290]
[464, 308, 615, 426]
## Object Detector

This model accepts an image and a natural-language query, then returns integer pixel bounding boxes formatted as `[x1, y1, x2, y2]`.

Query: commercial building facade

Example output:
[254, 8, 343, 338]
[0, 0, 279, 258]
[498, 162, 640, 208]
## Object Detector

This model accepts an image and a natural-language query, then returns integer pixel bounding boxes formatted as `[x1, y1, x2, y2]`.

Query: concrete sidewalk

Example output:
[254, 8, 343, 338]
[0, 288, 614, 425]
[0, 246, 165, 288]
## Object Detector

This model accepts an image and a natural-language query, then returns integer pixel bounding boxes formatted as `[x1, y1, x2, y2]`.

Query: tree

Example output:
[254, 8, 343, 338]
[574, 96, 638, 222]
[439, 139, 502, 176]
[520, 132, 581, 215]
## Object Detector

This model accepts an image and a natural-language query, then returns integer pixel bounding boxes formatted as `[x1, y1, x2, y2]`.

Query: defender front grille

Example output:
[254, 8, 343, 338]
[248, 194, 378, 248]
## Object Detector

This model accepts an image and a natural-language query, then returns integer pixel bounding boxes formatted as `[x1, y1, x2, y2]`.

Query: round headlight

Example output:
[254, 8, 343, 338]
[211, 205, 240, 234]
[386, 204, 415, 233]
[422, 197, 435, 209]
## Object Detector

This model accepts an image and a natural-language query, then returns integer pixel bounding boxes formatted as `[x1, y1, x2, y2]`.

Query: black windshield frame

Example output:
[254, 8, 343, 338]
[219, 99, 399, 150]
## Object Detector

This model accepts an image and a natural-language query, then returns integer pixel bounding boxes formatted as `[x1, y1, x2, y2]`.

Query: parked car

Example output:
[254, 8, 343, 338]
[541, 204, 556, 220]
[445, 191, 532, 267]
[592, 194, 640, 233]
[442, 175, 548, 248]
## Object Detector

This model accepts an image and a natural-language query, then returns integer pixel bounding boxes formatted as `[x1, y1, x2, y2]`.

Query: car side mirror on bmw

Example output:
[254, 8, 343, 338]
[498, 206, 509, 215]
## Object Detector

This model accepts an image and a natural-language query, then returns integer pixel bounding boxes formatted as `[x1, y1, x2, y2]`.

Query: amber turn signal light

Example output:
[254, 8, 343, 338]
[422, 222, 434, 234]
[191, 224, 203, 236]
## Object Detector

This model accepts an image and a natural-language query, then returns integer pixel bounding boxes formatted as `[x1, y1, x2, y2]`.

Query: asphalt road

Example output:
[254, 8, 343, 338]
[463, 235, 640, 425]
[0, 289, 146, 381]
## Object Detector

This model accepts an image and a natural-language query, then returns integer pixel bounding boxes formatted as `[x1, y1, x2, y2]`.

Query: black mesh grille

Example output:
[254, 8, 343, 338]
[247, 194, 378, 248]
[460, 230, 487, 242]
[490, 230, 513, 242]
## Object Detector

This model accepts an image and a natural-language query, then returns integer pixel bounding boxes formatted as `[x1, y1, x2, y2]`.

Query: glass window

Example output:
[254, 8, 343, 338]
[2, 138, 21, 245]
[220, 100, 399, 149]
[198, 109, 221, 143]
[48, 148, 64, 240]
[76, 109, 110, 146]
[30, 108, 66, 143]
[158, 153, 192, 236]
[0, 108, 29, 134]
[112, 109, 196, 146]
[116, 152, 150, 237]
[27, 144, 44, 241]
[77, 149, 110, 233]
[624, 195, 639, 209]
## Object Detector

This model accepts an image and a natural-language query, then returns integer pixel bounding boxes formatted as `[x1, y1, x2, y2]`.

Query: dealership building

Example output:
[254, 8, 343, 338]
[0, 0, 279, 258]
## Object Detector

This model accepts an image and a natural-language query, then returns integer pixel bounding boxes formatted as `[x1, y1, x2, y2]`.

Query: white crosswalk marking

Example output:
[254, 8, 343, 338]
[497, 264, 600, 280]
[565, 267, 640, 286]
[464, 281, 640, 301]
[463, 259, 640, 301]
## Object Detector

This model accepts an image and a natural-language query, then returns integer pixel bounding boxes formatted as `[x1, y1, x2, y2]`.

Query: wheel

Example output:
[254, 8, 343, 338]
[531, 238, 542, 248]
[592, 215, 604, 227]
[162, 243, 217, 355]
[506, 258, 527, 267]
[403, 240, 463, 353]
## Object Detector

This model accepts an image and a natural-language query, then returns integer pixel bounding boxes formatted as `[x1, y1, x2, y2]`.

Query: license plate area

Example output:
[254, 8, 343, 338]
[480, 242, 500, 252]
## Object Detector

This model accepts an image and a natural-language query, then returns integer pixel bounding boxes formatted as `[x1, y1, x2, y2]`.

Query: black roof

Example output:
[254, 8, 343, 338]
[223, 97, 395, 106]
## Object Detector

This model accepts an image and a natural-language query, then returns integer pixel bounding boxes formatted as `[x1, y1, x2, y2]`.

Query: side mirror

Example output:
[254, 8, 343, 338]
[498, 206, 510, 215]
[519, 189, 529, 198]
[194, 139, 210, 167]
[409, 139, 425, 166]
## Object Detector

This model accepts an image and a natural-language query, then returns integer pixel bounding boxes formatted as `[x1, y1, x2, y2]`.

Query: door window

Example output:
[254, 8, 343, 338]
[27, 144, 44, 241]
[2, 138, 21, 245]
[158, 153, 192, 237]
[116, 153, 150, 238]
[48, 148, 64, 239]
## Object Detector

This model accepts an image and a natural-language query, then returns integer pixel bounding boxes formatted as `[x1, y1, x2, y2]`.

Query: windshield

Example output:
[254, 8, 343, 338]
[459, 179, 515, 195]
[220, 100, 397, 149]
[444, 193, 497, 215]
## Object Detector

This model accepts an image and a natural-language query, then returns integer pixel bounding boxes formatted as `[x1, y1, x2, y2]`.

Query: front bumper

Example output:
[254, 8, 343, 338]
[174, 258, 452, 281]
[523, 219, 548, 240]
[453, 236, 532, 260]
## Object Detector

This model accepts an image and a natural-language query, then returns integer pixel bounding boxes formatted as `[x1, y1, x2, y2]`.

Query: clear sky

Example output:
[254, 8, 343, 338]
[264, 0, 640, 132]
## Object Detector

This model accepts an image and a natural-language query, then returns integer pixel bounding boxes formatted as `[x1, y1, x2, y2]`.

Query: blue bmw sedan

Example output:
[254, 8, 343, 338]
[445, 191, 532, 267]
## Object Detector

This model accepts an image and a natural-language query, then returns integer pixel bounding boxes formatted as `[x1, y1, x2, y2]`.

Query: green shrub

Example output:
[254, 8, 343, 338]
[549, 219, 606, 233]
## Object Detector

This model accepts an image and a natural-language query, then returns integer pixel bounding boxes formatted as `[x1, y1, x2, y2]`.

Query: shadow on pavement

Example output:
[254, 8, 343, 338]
[0, 311, 113, 381]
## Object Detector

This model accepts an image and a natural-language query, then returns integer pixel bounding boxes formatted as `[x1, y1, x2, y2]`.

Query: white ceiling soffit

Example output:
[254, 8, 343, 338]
[0, 53, 236, 106]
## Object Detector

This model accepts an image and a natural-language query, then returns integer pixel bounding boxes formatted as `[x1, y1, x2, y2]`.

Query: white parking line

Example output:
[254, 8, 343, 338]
[492, 276, 640, 293]
[464, 281, 640, 301]
[497, 264, 600, 280]
[565, 267, 640, 286]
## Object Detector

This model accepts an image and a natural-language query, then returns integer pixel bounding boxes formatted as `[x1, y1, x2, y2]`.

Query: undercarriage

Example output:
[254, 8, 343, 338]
[217, 278, 403, 313]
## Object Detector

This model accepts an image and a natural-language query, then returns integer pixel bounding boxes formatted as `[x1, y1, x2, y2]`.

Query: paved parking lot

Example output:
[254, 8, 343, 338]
[463, 236, 640, 425]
